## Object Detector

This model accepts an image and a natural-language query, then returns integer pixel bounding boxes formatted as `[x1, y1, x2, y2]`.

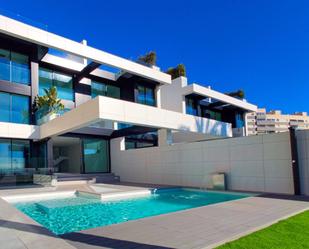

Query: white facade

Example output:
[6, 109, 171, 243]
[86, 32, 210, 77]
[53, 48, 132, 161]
[4, 14, 293, 194]
[0, 14, 259, 142]
[161, 76, 257, 140]
[40, 96, 232, 140]
[0, 14, 171, 85]
[111, 132, 295, 195]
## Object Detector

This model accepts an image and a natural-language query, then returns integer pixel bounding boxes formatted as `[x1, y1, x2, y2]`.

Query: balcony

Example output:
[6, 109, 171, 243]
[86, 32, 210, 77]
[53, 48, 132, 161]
[39, 96, 232, 140]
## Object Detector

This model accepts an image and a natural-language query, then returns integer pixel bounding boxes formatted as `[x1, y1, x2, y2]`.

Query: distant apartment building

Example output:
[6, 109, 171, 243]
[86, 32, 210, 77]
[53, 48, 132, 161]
[246, 108, 309, 135]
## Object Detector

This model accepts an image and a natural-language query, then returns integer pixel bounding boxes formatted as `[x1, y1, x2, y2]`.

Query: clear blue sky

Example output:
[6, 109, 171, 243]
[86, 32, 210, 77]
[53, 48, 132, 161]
[1, 0, 308, 113]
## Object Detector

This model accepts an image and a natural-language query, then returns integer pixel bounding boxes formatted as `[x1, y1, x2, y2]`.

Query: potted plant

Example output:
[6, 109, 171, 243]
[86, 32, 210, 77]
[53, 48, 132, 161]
[137, 51, 157, 66]
[33, 86, 64, 125]
[225, 90, 245, 99]
[166, 64, 186, 79]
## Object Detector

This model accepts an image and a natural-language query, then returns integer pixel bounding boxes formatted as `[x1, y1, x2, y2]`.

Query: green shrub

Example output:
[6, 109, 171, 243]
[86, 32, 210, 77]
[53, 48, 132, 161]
[226, 89, 245, 99]
[137, 51, 157, 66]
[166, 64, 186, 79]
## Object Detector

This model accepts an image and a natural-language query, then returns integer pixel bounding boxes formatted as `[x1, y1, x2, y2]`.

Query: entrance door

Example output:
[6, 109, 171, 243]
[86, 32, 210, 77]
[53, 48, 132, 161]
[82, 138, 109, 173]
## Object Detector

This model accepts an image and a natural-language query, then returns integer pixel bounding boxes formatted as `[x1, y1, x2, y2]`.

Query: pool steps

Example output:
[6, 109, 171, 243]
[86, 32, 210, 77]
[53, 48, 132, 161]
[2, 189, 153, 204]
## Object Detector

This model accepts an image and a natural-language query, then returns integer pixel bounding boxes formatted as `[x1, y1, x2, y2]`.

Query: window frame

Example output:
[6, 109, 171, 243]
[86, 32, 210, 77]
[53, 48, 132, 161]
[39, 67, 74, 101]
[0, 92, 30, 124]
[134, 83, 156, 106]
[0, 48, 30, 85]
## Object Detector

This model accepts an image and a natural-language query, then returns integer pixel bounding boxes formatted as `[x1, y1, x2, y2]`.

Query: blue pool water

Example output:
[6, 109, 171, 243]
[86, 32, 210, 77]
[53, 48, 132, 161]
[15, 188, 250, 235]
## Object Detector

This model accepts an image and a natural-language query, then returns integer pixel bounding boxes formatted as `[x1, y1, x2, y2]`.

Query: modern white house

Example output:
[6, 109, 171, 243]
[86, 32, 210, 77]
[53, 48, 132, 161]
[0, 14, 257, 185]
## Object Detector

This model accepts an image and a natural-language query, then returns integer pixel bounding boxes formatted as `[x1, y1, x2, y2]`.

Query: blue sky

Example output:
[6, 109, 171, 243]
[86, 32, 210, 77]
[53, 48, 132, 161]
[1, 0, 308, 113]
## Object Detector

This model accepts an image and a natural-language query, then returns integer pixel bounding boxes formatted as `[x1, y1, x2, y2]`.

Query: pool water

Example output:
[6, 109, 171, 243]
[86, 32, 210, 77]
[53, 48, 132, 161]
[14, 188, 250, 235]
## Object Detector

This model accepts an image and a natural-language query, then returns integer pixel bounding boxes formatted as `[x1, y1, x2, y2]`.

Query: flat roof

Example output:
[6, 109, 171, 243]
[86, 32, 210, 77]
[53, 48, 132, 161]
[183, 84, 257, 112]
[0, 15, 171, 85]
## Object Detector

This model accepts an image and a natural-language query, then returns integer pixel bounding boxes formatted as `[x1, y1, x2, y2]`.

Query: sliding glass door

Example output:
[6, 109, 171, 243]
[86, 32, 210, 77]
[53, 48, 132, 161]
[0, 139, 11, 174]
[82, 138, 109, 173]
[0, 139, 30, 175]
[12, 140, 30, 171]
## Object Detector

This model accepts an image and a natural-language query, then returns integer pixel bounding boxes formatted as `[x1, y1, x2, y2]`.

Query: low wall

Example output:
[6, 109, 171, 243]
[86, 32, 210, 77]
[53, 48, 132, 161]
[296, 129, 309, 195]
[111, 132, 295, 195]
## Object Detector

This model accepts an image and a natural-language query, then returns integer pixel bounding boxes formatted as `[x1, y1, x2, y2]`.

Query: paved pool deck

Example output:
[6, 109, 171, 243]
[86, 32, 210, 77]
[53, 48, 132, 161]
[0, 183, 308, 249]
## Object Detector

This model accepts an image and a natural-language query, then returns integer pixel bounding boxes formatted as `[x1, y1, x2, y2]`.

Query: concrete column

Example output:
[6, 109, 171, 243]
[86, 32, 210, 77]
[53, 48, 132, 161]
[74, 78, 91, 107]
[110, 137, 126, 151]
[243, 112, 249, 136]
[30, 61, 39, 104]
[182, 95, 186, 114]
[155, 86, 161, 108]
[158, 129, 173, 147]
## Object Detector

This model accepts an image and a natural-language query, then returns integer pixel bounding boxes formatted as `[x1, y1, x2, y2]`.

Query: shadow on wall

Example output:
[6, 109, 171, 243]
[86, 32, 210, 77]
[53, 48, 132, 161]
[194, 117, 228, 137]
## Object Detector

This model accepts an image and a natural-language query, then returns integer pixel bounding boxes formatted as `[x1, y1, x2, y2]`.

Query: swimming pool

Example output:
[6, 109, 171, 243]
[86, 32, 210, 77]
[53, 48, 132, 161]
[14, 188, 251, 235]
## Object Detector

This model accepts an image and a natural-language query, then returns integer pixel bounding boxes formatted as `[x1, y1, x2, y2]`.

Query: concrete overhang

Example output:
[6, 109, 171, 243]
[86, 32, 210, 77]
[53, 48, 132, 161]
[0, 122, 40, 140]
[40, 96, 232, 139]
[0, 15, 171, 85]
[41, 54, 117, 82]
[183, 84, 257, 112]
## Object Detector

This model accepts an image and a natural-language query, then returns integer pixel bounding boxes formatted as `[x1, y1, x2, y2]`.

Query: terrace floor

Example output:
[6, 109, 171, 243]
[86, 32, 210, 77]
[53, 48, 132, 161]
[0, 183, 308, 249]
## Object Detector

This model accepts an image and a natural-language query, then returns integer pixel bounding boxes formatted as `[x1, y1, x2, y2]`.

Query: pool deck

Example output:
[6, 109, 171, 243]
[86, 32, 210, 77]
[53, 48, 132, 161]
[0, 183, 309, 249]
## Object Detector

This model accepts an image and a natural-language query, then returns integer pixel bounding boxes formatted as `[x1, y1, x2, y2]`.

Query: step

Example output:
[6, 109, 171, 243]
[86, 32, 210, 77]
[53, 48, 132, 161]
[54, 173, 120, 183]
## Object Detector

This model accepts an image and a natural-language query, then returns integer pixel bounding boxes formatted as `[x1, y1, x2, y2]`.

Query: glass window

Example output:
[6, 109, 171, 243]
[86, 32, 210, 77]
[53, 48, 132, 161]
[136, 84, 155, 106]
[0, 92, 10, 122]
[91, 81, 120, 99]
[235, 113, 244, 128]
[0, 92, 29, 124]
[0, 139, 30, 175]
[145, 87, 155, 106]
[11, 140, 30, 171]
[53, 72, 73, 101]
[186, 97, 198, 116]
[106, 84, 120, 99]
[91, 81, 106, 98]
[0, 139, 11, 174]
[0, 49, 30, 85]
[83, 139, 109, 173]
[11, 52, 30, 85]
[11, 95, 30, 124]
[39, 68, 73, 101]
[201, 108, 222, 121]
[0, 48, 10, 82]
[39, 68, 53, 96]
[125, 131, 158, 150]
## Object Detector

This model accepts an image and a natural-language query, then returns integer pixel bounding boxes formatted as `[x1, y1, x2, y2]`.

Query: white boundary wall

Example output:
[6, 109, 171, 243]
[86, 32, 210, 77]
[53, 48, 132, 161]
[296, 129, 309, 195]
[111, 132, 295, 195]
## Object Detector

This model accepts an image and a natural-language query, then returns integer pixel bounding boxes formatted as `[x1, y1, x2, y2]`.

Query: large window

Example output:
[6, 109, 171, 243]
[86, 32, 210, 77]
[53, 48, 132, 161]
[0, 48, 30, 85]
[201, 108, 222, 121]
[235, 113, 244, 128]
[39, 68, 74, 101]
[185, 96, 198, 116]
[125, 132, 158, 150]
[0, 92, 29, 124]
[91, 81, 120, 99]
[136, 84, 155, 106]
[0, 139, 30, 175]
[83, 138, 109, 173]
